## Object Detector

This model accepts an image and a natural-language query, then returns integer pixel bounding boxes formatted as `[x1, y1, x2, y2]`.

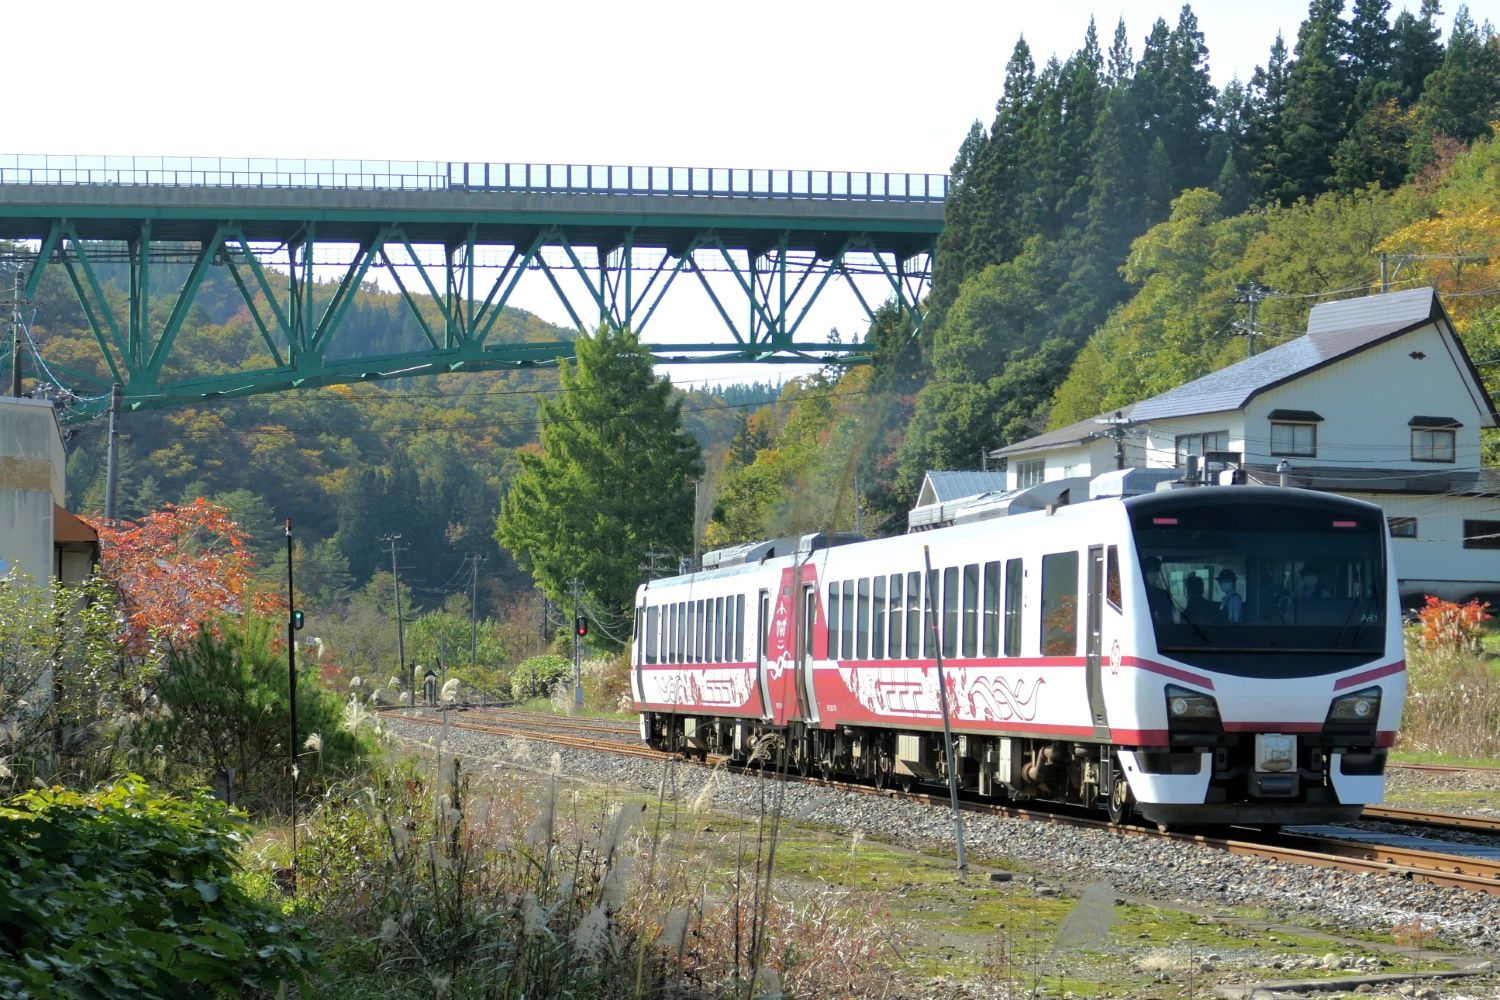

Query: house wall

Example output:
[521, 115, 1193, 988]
[1140, 412, 1245, 470]
[1348, 492, 1500, 603]
[1246, 324, 1486, 470]
[0, 399, 65, 581]
[1006, 438, 1148, 490]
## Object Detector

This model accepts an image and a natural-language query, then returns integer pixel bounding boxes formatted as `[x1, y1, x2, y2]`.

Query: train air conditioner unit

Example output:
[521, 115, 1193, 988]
[1088, 467, 1184, 499]
[698, 531, 866, 571]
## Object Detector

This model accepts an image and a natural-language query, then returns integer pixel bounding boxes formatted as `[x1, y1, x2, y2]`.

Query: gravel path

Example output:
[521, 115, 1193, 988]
[384, 715, 1500, 995]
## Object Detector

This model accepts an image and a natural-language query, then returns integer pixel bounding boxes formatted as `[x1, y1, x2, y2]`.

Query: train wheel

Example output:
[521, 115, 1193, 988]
[1106, 769, 1133, 825]
[871, 749, 893, 790]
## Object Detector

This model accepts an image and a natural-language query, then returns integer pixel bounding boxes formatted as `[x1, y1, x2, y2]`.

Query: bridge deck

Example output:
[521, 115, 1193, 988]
[0, 182, 943, 256]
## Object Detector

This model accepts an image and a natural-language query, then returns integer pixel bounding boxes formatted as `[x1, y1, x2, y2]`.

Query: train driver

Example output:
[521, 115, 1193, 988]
[1216, 568, 1244, 623]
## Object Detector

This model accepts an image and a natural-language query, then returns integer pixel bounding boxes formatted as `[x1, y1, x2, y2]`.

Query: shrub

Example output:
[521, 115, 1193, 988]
[139, 615, 377, 812]
[1416, 596, 1490, 656]
[1401, 643, 1500, 758]
[0, 777, 318, 996]
[510, 653, 572, 701]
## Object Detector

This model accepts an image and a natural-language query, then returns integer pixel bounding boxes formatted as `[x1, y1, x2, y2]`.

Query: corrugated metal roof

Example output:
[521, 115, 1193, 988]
[992, 404, 1136, 458]
[920, 470, 1010, 502]
[1131, 287, 1441, 422]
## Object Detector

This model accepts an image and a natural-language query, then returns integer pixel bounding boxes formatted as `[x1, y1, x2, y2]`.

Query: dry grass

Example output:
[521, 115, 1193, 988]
[1399, 642, 1500, 758]
[279, 734, 909, 998]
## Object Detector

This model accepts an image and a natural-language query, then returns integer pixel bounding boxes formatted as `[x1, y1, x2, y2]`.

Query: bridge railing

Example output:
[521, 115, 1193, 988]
[0, 155, 947, 203]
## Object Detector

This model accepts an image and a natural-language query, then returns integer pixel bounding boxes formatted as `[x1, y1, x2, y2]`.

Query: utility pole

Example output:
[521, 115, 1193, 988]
[9, 269, 21, 398]
[104, 383, 123, 520]
[380, 534, 408, 706]
[570, 578, 584, 710]
[468, 554, 485, 672]
[285, 519, 299, 894]
[1233, 283, 1268, 357]
[1380, 252, 1390, 294]
[1093, 411, 1131, 470]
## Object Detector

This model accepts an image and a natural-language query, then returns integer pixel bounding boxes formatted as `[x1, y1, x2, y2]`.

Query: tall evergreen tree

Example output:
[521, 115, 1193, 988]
[1275, 1, 1356, 203]
[1390, 0, 1446, 104]
[495, 326, 701, 618]
[1416, 6, 1500, 145]
[1244, 32, 1294, 198]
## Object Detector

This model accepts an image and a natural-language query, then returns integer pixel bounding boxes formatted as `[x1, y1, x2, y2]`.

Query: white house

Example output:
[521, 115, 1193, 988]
[990, 287, 1500, 604]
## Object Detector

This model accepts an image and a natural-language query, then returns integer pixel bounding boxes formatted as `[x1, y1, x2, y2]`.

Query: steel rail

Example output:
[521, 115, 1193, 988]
[1360, 804, 1500, 835]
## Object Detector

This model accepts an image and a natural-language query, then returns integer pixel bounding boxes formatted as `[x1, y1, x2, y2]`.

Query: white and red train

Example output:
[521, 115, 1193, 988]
[631, 477, 1404, 826]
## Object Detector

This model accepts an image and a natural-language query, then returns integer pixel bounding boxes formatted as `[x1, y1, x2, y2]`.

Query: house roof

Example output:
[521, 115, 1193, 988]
[917, 470, 1010, 504]
[1130, 287, 1495, 423]
[992, 404, 1137, 458]
[53, 505, 99, 546]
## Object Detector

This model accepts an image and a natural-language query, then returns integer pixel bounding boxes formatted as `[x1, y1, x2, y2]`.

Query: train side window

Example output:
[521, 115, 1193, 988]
[942, 566, 959, 658]
[675, 602, 687, 665]
[758, 592, 769, 661]
[646, 607, 659, 664]
[736, 595, 746, 661]
[1041, 552, 1080, 656]
[723, 596, 734, 662]
[872, 576, 887, 658]
[841, 579, 855, 660]
[1004, 559, 1023, 656]
[857, 578, 871, 658]
[962, 563, 980, 658]
[1106, 545, 1122, 612]
[827, 583, 841, 658]
[906, 570, 922, 658]
[982, 562, 1000, 656]
[678, 602, 686, 663]
[888, 574, 904, 658]
[697, 600, 707, 663]
[720, 593, 732, 665]
[922, 569, 938, 657]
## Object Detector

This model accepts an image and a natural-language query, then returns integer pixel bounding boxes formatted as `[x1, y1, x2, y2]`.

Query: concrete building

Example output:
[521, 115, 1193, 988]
[0, 396, 97, 584]
[988, 287, 1500, 604]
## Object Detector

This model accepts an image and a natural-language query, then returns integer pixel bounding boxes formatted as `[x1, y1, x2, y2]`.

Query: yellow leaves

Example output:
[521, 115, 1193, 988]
[1378, 205, 1500, 325]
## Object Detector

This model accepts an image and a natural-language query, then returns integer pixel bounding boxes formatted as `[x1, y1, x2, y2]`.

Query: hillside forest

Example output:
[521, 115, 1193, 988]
[17, 0, 1500, 686]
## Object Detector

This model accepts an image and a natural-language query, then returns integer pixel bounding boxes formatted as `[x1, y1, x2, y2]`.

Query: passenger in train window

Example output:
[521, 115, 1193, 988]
[1142, 556, 1173, 623]
[1216, 568, 1243, 623]
[1182, 573, 1218, 624]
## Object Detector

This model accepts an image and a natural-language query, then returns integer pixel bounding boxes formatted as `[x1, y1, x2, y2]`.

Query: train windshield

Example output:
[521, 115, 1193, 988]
[1130, 498, 1385, 654]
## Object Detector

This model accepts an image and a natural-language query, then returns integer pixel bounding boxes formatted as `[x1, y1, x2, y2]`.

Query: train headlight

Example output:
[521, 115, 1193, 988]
[1164, 684, 1219, 721]
[1328, 687, 1381, 723]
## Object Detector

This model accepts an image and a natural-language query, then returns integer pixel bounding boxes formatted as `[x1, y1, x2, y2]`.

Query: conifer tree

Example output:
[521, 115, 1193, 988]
[495, 326, 701, 618]
[1390, 0, 1446, 104]
[1416, 6, 1500, 146]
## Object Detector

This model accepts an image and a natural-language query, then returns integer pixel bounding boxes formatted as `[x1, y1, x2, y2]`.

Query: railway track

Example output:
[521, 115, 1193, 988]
[384, 707, 1500, 895]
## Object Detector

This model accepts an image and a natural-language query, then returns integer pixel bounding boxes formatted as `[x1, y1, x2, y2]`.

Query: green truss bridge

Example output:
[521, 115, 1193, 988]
[0, 154, 946, 421]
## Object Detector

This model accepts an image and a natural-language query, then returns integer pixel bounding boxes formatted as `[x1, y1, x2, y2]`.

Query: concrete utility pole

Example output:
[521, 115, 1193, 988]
[9, 270, 22, 398]
[1233, 283, 1268, 357]
[570, 578, 584, 710]
[1094, 411, 1130, 470]
[381, 534, 408, 706]
[285, 519, 299, 894]
[104, 384, 123, 520]
[469, 555, 485, 673]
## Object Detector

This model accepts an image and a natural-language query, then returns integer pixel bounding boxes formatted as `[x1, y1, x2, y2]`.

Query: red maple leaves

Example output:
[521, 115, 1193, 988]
[87, 498, 283, 654]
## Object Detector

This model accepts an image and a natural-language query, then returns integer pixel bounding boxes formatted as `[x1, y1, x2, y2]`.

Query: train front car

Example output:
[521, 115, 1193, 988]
[1115, 487, 1404, 827]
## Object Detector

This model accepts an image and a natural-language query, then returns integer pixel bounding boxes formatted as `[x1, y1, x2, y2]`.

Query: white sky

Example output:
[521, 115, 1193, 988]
[11, 0, 1463, 388]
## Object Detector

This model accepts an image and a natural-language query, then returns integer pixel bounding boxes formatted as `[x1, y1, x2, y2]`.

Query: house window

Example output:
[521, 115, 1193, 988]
[1174, 430, 1229, 468]
[1463, 520, 1500, 550]
[1270, 422, 1317, 457]
[1017, 459, 1045, 488]
[1410, 416, 1459, 463]
[1387, 517, 1417, 539]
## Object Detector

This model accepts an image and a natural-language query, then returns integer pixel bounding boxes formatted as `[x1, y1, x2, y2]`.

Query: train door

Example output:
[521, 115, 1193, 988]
[756, 589, 772, 719]
[798, 583, 820, 725]
[1085, 545, 1110, 735]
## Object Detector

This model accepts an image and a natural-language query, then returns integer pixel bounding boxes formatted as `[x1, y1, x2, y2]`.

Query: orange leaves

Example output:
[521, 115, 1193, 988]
[1377, 206, 1500, 325]
[1416, 594, 1491, 656]
[88, 497, 281, 654]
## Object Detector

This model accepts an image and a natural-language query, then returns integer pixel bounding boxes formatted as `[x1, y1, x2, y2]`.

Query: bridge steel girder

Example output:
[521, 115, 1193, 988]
[0, 183, 941, 421]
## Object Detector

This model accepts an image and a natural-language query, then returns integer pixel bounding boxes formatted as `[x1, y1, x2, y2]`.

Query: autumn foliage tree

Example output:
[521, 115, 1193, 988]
[89, 498, 282, 655]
